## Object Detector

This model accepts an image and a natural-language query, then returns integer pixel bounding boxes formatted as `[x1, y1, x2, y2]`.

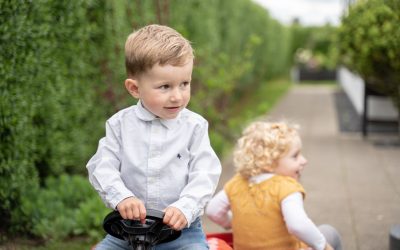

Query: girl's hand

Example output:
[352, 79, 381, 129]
[163, 206, 188, 231]
[116, 196, 146, 224]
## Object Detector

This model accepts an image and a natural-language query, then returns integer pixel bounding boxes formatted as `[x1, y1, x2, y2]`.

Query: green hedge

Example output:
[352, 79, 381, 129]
[0, 0, 293, 240]
[291, 24, 338, 70]
[337, 0, 400, 110]
[0, 0, 104, 234]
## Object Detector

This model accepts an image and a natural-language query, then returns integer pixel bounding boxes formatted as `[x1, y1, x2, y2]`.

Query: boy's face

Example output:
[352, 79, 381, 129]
[274, 136, 307, 181]
[125, 60, 193, 119]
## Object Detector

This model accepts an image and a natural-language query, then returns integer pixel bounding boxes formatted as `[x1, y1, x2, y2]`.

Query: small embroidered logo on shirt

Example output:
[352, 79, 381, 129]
[177, 154, 181, 159]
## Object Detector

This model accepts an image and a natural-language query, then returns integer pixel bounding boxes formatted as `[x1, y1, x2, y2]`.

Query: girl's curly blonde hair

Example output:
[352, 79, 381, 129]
[233, 121, 300, 179]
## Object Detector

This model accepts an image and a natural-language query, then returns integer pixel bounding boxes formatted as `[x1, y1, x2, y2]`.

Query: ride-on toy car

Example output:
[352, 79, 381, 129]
[99, 209, 233, 250]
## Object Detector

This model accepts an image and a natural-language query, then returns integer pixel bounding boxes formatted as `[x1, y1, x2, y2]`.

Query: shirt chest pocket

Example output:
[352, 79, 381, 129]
[173, 149, 190, 170]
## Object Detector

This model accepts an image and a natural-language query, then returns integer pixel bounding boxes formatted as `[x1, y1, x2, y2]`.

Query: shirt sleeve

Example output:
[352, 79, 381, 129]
[205, 190, 232, 229]
[86, 120, 134, 209]
[169, 120, 222, 226]
[282, 192, 327, 250]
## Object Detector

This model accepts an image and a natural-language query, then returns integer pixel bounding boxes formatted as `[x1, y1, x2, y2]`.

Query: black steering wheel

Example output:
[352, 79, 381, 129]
[103, 209, 181, 250]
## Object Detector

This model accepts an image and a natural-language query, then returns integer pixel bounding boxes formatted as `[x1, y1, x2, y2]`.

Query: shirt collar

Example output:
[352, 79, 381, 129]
[249, 173, 275, 184]
[135, 100, 180, 129]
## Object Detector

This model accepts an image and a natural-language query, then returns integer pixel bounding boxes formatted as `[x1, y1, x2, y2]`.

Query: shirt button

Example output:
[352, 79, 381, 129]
[151, 151, 160, 157]
[153, 126, 160, 133]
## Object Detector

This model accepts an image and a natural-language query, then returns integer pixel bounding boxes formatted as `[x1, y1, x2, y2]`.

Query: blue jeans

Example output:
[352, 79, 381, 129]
[319, 224, 343, 250]
[94, 217, 208, 250]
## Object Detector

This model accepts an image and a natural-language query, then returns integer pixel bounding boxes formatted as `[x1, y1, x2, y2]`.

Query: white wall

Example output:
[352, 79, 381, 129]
[338, 67, 398, 120]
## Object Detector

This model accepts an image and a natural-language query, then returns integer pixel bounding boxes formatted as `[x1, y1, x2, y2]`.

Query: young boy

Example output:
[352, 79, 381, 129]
[87, 24, 222, 250]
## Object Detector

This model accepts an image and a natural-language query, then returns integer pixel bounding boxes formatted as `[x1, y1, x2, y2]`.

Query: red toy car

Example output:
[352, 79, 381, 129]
[206, 232, 233, 250]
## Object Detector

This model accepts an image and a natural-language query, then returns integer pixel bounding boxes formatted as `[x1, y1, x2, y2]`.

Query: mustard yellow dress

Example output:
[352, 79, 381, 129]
[225, 174, 307, 250]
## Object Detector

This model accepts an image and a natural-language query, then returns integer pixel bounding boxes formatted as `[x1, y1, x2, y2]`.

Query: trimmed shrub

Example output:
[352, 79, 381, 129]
[17, 175, 109, 240]
[337, 0, 400, 110]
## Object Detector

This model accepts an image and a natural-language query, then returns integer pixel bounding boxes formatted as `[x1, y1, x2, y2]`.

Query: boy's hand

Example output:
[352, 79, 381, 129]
[163, 206, 188, 231]
[116, 197, 146, 224]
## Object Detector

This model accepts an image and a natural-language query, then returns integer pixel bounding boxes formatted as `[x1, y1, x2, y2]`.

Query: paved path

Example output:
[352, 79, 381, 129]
[202, 85, 400, 250]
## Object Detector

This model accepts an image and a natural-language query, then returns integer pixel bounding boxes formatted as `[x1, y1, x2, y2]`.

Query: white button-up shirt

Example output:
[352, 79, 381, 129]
[86, 101, 221, 225]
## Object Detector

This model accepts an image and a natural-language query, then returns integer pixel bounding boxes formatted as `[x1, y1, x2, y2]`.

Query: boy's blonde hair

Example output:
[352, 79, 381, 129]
[234, 121, 300, 179]
[125, 24, 194, 77]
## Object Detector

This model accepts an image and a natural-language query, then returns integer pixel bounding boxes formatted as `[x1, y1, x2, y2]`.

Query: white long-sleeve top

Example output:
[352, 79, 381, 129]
[87, 100, 221, 226]
[206, 173, 327, 250]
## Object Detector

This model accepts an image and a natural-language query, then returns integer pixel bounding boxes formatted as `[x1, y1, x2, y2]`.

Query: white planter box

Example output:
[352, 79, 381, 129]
[338, 67, 398, 121]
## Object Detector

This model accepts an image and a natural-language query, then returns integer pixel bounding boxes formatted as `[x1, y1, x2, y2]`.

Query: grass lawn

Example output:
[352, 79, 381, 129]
[230, 76, 293, 121]
[296, 80, 337, 86]
[0, 236, 96, 250]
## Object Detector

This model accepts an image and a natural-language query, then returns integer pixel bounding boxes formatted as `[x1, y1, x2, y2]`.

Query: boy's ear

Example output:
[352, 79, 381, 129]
[125, 78, 140, 98]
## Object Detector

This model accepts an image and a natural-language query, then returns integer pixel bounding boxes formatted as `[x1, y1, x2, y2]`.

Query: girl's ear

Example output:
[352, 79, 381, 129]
[263, 164, 275, 173]
[125, 79, 140, 98]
